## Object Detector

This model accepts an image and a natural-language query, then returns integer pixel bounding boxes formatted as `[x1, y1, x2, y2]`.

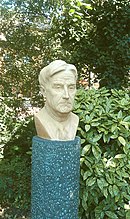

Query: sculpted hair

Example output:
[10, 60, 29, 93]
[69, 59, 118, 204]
[39, 60, 77, 87]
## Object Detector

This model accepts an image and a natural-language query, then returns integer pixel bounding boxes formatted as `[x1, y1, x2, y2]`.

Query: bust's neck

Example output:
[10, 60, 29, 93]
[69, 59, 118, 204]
[44, 104, 71, 123]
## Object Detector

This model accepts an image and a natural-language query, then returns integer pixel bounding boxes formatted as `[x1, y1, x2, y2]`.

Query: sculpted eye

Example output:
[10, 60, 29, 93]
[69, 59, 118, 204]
[69, 85, 76, 90]
[54, 84, 63, 89]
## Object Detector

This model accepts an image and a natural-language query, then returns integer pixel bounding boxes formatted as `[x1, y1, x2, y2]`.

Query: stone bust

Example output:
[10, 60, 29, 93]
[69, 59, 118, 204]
[34, 60, 79, 140]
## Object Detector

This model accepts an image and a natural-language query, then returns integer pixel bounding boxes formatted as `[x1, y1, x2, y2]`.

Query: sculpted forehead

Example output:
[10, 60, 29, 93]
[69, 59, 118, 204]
[39, 60, 77, 86]
[50, 71, 76, 84]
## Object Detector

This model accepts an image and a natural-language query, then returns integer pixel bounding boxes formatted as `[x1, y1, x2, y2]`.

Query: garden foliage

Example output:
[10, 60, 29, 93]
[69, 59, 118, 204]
[74, 87, 130, 219]
[0, 97, 35, 212]
[1, 0, 129, 96]
[52, 0, 130, 88]
[1, 0, 130, 218]
[0, 87, 130, 218]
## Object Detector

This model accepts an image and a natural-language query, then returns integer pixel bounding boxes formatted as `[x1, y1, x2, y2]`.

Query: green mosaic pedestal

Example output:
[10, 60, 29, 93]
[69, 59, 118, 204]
[31, 136, 80, 219]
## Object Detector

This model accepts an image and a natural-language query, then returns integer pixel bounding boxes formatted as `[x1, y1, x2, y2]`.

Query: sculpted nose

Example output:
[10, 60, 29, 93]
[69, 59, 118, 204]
[63, 86, 69, 99]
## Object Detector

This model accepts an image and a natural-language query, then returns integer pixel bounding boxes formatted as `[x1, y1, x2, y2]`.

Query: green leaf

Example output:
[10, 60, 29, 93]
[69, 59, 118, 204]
[123, 194, 130, 201]
[113, 184, 119, 196]
[86, 177, 96, 186]
[88, 103, 93, 110]
[111, 133, 118, 139]
[103, 188, 108, 198]
[13, 146, 19, 151]
[122, 170, 129, 178]
[81, 144, 91, 155]
[97, 178, 108, 190]
[111, 124, 117, 133]
[121, 98, 129, 105]
[115, 194, 120, 202]
[92, 134, 102, 142]
[109, 185, 114, 197]
[69, 8, 75, 14]
[80, 169, 84, 176]
[81, 138, 85, 144]
[82, 190, 88, 202]
[106, 174, 113, 184]
[115, 154, 125, 159]
[26, 151, 32, 155]
[103, 134, 110, 143]
[92, 145, 101, 159]
[123, 144, 130, 154]
[91, 122, 100, 127]
[95, 167, 103, 176]
[105, 211, 118, 219]
[95, 205, 104, 218]
[117, 110, 123, 119]
[97, 179, 103, 190]
[83, 3, 92, 10]
[82, 197, 88, 211]
[84, 160, 92, 170]
[83, 171, 92, 181]
[105, 103, 111, 113]
[85, 124, 90, 132]
[124, 116, 130, 122]
[85, 115, 91, 122]
[126, 210, 130, 219]
[77, 1, 83, 7]
[120, 121, 129, 130]
[118, 136, 126, 146]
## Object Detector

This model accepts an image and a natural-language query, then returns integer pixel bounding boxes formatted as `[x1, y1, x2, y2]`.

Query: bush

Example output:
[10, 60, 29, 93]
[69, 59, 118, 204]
[0, 97, 36, 213]
[74, 87, 130, 219]
[52, 0, 130, 89]
[1, 88, 130, 218]
[0, 156, 31, 210]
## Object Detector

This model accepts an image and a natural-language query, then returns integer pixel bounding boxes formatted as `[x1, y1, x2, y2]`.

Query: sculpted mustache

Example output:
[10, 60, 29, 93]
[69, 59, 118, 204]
[59, 102, 71, 104]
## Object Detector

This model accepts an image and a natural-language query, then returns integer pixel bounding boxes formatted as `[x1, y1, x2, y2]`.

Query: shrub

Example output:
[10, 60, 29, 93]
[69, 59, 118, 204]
[74, 87, 130, 219]
[1, 88, 130, 218]
[0, 97, 36, 212]
[0, 156, 31, 210]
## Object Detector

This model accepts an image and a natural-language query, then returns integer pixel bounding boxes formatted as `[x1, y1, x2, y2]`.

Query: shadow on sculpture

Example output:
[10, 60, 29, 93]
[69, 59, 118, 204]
[32, 60, 80, 219]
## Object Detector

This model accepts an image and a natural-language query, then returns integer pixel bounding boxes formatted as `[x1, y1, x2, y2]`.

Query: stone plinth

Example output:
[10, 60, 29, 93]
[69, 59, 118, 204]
[31, 136, 80, 219]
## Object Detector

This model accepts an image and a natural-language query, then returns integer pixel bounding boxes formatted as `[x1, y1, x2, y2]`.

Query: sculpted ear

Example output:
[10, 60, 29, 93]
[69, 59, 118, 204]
[40, 85, 46, 97]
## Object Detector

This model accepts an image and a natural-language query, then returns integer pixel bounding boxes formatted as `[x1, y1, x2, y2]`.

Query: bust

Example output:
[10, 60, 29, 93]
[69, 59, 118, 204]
[34, 60, 79, 140]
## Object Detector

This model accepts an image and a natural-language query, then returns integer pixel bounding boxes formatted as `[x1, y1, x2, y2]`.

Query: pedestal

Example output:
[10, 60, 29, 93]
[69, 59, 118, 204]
[31, 136, 80, 219]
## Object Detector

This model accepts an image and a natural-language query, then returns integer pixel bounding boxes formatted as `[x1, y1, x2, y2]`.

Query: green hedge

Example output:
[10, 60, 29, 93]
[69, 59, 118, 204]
[0, 97, 35, 213]
[74, 88, 130, 219]
[0, 88, 130, 218]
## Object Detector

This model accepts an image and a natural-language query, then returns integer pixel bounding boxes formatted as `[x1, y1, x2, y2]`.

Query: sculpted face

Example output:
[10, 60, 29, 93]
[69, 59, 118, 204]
[44, 70, 76, 115]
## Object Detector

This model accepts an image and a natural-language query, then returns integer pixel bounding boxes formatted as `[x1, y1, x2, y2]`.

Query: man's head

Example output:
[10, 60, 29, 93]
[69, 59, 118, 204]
[39, 60, 78, 115]
[39, 60, 77, 88]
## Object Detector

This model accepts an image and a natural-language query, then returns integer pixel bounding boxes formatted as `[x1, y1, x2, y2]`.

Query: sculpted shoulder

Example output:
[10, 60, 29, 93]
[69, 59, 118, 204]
[34, 109, 51, 139]
[34, 109, 79, 140]
[70, 112, 79, 126]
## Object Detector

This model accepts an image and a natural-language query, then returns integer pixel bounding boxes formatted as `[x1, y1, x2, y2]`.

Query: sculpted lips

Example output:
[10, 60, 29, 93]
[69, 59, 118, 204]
[59, 101, 71, 104]
[59, 102, 71, 106]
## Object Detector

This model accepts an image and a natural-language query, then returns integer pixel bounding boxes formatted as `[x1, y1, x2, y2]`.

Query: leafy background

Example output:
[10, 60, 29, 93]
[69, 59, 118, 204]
[0, 88, 130, 218]
[74, 88, 130, 219]
[0, 0, 130, 218]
